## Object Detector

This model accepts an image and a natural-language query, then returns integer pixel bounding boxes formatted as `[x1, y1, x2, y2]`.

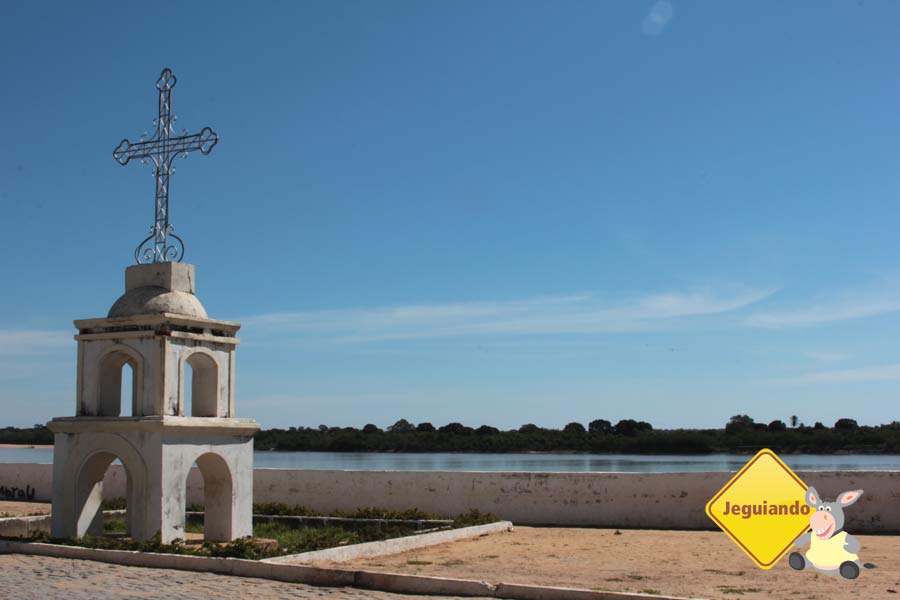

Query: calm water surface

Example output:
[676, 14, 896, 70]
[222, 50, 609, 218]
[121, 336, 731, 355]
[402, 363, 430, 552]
[2, 448, 899, 472]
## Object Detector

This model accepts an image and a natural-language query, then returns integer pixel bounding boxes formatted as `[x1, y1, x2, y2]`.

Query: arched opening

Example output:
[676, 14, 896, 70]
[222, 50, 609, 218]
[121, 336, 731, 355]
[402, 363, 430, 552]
[98, 349, 140, 417]
[73, 452, 133, 538]
[185, 453, 234, 542]
[183, 352, 218, 417]
[120, 363, 134, 417]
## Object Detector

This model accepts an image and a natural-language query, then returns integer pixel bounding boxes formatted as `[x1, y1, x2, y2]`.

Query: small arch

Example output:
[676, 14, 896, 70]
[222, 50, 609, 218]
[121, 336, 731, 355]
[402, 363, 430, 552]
[190, 453, 234, 541]
[120, 362, 134, 416]
[180, 350, 219, 417]
[97, 344, 144, 417]
[74, 452, 124, 536]
[63, 435, 147, 539]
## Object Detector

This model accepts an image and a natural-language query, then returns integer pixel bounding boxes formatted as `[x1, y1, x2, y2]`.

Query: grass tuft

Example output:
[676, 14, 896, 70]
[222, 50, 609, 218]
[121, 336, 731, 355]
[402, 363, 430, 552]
[15, 508, 497, 560]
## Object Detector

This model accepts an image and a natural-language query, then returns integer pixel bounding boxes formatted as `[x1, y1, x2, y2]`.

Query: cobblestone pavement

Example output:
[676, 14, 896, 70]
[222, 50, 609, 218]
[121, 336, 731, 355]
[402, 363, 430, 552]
[0, 554, 488, 600]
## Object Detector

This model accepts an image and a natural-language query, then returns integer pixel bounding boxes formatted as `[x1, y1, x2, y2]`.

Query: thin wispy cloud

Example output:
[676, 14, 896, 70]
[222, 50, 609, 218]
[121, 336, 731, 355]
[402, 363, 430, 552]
[806, 351, 850, 364]
[781, 363, 900, 385]
[746, 281, 900, 328]
[0, 329, 70, 356]
[641, 1, 674, 36]
[243, 288, 774, 343]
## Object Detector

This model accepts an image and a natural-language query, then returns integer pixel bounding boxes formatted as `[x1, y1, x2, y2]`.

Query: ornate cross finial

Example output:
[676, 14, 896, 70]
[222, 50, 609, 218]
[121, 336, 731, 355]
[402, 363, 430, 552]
[113, 68, 218, 264]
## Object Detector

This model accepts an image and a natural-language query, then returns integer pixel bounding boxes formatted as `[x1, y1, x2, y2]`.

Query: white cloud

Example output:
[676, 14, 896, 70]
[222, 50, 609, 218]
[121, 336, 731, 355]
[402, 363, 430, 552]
[243, 288, 774, 343]
[805, 351, 850, 363]
[781, 363, 900, 385]
[747, 298, 900, 329]
[0, 329, 70, 356]
[745, 279, 900, 328]
[642, 1, 674, 36]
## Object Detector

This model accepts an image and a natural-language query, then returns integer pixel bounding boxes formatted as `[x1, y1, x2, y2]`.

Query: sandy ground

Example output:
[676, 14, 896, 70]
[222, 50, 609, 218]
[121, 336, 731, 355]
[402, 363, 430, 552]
[325, 527, 900, 600]
[0, 501, 52, 517]
[0, 444, 52, 448]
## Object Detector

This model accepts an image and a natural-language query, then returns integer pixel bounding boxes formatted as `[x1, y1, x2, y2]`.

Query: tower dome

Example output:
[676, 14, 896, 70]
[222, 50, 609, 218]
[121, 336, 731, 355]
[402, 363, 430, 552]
[107, 262, 208, 318]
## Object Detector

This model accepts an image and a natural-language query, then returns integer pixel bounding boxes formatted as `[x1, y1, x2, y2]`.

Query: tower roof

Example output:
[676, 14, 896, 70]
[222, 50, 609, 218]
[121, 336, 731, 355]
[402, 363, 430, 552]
[108, 262, 207, 319]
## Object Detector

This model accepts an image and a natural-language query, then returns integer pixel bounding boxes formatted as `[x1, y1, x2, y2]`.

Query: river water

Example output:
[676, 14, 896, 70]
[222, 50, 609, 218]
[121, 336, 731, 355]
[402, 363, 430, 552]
[2, 448, 899, 472]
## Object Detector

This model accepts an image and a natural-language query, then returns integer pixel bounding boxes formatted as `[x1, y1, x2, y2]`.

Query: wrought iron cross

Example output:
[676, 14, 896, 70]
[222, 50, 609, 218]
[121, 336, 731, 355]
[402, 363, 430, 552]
[113, 68, 218, 264]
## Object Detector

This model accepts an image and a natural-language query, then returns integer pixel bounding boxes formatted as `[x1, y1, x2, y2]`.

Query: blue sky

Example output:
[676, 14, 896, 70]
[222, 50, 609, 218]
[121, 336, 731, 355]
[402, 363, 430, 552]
[2, 1, 900, 430]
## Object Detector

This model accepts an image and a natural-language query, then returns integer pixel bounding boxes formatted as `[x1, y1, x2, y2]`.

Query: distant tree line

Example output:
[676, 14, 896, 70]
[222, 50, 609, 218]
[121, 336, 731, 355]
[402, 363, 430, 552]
[0, 424, 52, 445]
[4, 416, 900, 454]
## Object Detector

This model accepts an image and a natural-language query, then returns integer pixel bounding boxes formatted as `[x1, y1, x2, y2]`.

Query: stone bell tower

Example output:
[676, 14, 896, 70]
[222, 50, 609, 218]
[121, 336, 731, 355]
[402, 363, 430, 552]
[48, 68, 258, 543]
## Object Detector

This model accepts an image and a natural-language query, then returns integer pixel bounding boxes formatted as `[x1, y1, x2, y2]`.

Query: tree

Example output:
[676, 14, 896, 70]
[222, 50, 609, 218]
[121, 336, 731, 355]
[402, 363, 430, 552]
[387, 419, 415, 433]
[813, 421, 826, 430]
[613, 419, 652, 436]
[725, 414, 755, 434]
[834, 418, 859, 431]
[416, 422, 436, 432]
[476, 425, 500, 435]
[362, 423, 381, 434]
[439, 422, 472, 435]
[790, 415, 798, 428]
[563, 422, 586, 434]
[588, 419, 613, 434]
[767, 420, 787, 432]
[518, 423, 541, 433]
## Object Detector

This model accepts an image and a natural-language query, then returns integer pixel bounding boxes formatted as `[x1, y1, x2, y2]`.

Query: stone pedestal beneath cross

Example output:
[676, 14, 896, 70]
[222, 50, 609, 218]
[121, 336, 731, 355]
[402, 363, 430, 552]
[49, 262, 259, 543]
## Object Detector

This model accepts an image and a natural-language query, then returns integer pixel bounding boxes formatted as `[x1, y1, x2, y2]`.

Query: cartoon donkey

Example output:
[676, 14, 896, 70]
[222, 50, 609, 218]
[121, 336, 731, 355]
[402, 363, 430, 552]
[789, 486, 875, 579]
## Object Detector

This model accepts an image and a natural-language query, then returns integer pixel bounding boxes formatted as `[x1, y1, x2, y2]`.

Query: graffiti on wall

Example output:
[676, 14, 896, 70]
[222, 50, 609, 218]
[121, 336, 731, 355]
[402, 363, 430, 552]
[0, 484, 36, 501]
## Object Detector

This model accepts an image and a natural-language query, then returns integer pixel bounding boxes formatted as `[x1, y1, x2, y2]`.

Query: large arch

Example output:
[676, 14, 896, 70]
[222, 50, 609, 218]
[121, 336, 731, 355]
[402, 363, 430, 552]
[180, 349, 220, 417]
[96, 344, 144, 417]
[61, 433, 147, 539]
[191, 452, 234, 541]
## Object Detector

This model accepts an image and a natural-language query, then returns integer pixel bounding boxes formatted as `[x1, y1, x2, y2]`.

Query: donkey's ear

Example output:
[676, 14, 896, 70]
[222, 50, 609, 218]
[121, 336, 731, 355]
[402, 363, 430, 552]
[837, 489, 863, 507]
[806, 486, 820, 507]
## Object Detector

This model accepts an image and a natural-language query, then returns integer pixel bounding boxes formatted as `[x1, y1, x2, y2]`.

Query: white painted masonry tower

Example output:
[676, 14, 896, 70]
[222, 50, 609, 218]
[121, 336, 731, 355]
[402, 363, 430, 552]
[49, 68, 258, 544]
[49, 262, 259, 542]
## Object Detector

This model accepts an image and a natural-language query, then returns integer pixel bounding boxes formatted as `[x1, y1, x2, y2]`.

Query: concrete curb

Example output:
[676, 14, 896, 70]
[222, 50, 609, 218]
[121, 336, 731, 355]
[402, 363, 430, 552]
[0, 540, 356, 586]
[0, 509, 127, 538]
[0, 539, 701, 600]
[0, 514, 51, 537]
[264, 520, 514, 565]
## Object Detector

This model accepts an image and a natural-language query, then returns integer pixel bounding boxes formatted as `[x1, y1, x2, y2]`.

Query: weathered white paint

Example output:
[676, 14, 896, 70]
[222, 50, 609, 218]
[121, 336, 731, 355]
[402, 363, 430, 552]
[0, 463, 52, 501]
[49, 418, 257, 543]
[47, 263, 259, 543]
[3, 463, 898, 532]
[250, 469, 900, 533]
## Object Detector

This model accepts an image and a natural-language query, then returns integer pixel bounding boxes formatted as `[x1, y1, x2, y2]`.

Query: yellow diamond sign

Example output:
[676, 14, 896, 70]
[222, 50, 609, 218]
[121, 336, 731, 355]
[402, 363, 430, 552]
[705, 448, 811, 569]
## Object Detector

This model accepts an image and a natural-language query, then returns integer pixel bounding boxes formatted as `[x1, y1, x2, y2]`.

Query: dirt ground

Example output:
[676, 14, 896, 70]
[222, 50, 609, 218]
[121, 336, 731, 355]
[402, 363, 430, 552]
[0, 501, 51, 517]
[0, 444, 52, 449]
[324, 527, 900, 600]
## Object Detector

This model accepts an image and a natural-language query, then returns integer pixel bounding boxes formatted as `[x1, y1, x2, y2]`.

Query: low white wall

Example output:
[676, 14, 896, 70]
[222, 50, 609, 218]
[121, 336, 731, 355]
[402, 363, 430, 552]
[0, 463, 51, 502]
[3, 463, 898, 532]
[252, 469, 900, 533]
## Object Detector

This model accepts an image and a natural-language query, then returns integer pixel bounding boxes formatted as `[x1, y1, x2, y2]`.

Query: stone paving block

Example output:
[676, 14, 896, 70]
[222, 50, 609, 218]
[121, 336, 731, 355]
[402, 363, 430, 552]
[0, 554, 489, 600]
